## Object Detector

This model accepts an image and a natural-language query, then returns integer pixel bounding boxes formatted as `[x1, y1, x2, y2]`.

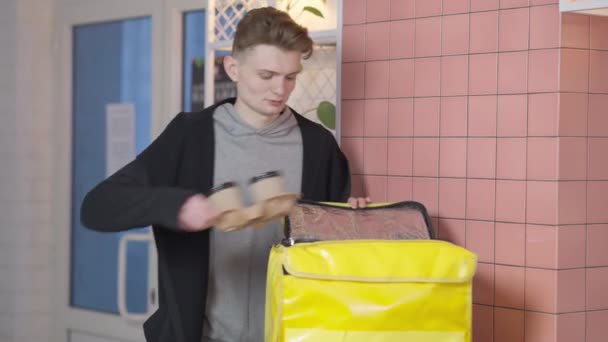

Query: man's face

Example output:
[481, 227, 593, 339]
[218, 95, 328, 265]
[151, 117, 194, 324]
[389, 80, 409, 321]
[225, 44, 302, 118]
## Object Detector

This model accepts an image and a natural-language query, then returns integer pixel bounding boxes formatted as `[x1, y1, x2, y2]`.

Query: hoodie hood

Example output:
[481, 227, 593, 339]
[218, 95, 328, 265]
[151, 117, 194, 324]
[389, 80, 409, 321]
[213, 103, 298, 138]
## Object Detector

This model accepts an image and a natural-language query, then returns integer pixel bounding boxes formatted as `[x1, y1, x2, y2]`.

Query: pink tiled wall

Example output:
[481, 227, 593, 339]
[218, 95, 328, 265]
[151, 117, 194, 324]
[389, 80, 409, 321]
[341, 0, 608, 341]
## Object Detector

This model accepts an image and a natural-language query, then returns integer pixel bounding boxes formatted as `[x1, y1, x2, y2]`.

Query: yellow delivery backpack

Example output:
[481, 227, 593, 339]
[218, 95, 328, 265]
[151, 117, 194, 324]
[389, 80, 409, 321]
[265, 201, 477, 342]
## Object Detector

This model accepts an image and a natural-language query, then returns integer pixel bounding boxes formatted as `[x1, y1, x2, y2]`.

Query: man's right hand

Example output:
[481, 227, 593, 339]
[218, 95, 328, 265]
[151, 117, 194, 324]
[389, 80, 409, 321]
[177, 194, 220, 232]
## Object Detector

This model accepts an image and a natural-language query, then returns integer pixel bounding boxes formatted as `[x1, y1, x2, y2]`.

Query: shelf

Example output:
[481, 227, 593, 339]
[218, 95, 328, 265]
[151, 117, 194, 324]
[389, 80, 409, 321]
[560, 0, 608, 16]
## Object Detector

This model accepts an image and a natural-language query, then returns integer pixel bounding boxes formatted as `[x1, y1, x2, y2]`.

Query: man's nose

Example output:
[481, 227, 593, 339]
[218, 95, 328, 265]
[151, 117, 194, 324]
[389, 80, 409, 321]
[272, 78, 287, 95]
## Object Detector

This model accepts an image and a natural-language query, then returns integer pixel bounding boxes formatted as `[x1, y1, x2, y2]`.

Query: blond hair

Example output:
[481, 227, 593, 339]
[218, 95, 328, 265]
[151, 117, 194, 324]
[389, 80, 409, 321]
[232, 7, 313, 59]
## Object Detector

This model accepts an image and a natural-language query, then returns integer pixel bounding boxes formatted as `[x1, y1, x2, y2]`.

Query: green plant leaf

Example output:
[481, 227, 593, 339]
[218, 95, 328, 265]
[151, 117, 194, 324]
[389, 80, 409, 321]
[302, 6, 324, 18]
[317, 101, 335, 130]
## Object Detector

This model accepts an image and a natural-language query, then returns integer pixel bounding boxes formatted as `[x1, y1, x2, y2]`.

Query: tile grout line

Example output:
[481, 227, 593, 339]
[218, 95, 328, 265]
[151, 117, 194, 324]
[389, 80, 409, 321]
[523, 0, 532, 337]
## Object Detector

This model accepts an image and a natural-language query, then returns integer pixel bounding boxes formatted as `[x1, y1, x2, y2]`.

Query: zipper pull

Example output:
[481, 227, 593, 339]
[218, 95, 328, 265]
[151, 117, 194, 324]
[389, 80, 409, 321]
[281, 237, 295, 247]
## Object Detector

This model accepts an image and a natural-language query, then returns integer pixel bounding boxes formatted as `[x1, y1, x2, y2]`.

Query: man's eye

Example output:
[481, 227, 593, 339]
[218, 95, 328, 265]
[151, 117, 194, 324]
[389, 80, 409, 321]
[260, 74, 272, 80]
[286, 75, 297, 81]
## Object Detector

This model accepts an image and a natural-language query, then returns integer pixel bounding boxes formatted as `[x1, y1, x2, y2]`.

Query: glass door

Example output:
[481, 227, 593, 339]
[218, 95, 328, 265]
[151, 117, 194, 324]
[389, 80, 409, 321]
[69, 16, 153, 342]
[52, 1, 208, 341]
[52, 1, 164, 341]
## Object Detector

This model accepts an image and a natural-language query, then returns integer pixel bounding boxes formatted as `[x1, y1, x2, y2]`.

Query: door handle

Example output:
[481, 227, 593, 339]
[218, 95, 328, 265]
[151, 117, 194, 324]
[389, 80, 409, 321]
[117, 232, 155, 323]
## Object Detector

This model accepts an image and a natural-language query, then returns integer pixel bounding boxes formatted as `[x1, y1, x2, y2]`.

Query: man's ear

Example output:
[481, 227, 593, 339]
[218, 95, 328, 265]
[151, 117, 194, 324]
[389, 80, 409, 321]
[223, 55, 239, 82]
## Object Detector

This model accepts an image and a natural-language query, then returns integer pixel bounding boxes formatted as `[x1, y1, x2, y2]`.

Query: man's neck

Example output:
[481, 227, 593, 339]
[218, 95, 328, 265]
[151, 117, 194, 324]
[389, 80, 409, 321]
[234, 100, 281, 129]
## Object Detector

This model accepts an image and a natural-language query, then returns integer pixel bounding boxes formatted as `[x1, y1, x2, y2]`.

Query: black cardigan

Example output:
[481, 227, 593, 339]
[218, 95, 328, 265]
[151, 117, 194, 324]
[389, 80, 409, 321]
[80, 98, 351, 342]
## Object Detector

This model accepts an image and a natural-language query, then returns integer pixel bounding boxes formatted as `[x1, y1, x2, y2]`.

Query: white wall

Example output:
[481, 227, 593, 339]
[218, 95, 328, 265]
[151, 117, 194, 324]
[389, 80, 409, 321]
[0, 0, 55, 341]
[0, 3, 18, 341]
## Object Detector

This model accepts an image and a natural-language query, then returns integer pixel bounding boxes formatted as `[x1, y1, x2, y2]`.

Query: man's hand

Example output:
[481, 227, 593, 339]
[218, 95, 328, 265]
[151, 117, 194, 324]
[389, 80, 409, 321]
[177, 194, 220, 232]
[347, 197, 371, 209]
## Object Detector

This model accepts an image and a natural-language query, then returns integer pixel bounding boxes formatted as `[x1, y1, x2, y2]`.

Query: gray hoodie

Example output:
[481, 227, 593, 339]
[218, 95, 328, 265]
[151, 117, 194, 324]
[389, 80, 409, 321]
[203, 103, 303, 342]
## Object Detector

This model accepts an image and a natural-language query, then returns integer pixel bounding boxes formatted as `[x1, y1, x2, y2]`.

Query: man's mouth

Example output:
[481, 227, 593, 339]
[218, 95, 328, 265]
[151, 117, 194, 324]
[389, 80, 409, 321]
[268, 100, 283, 106]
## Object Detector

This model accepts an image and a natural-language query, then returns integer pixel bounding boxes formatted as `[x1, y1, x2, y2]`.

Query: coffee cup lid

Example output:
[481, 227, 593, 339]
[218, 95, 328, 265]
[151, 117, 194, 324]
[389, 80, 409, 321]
[249, 170, 282, 184]
[209, 181, 238, 195]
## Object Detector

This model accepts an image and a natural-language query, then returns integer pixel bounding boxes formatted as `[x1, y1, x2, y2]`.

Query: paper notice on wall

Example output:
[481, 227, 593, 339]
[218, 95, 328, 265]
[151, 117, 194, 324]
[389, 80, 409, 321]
[106, 103, 136, 176]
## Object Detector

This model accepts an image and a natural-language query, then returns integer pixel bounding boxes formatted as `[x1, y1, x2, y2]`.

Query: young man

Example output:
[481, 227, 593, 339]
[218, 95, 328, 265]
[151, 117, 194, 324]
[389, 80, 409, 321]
[81, 6, 368, 342]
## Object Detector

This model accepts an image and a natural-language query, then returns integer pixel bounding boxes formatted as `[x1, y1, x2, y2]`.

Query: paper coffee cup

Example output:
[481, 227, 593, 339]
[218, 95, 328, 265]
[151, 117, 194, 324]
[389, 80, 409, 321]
[208, 182, 244, 212]
[249, 171, 285, 202]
